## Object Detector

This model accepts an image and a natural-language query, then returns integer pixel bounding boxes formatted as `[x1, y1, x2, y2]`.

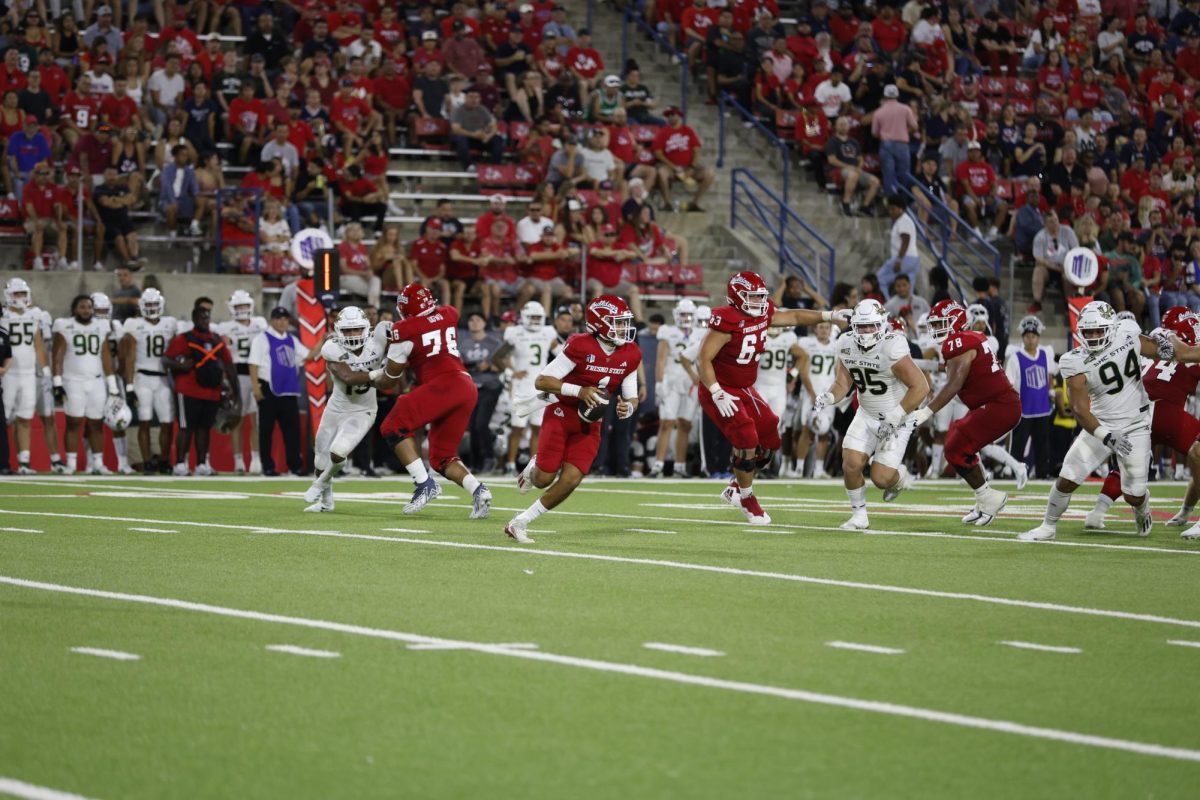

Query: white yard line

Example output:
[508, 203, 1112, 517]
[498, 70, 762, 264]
[128, 528, 177, 534]
[69, 647, 140, 661]
[743, 529, 798, 535]
[0, 777, 100, 800]
[380, 528, 432, 534]
[3, 575, 1198, 764]
[265, 644, 341, 659]
[0, 526, 42, 533]
[1167, 640, 1200, 649]
[826, 641, 906, 655]
[643, 642, 725, 657]
[999, 641, 1083, 654]
[626, 528, 677, 535]
[407, 642, 538, 651]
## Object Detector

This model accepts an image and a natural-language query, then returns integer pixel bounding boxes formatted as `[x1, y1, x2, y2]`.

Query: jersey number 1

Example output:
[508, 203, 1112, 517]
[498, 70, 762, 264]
[421, 328, 460, 357]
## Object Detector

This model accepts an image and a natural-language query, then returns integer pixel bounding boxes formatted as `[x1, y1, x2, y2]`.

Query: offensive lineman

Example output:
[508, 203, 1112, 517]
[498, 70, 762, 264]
[1, 278, 51, 474]
[218, 290, 268, 473]
[814, 299, 930, 530]
[120, 288, 178, 474]
[792, 320, 839, 478]
[653, 298, 698, 478]
[51, 295, 121, 474]
[495, 301, 559, 475]
[303, 307, 389, 512]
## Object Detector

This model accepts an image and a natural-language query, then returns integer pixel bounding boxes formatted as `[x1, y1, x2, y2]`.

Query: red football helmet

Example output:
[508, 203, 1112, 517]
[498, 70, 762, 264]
[726, 271, 769, 317]
[1163, 306, 1199, 345]
[889, 317, 906, 333]
[927, 299, 968, 342]
[586, 294, 635, 343]
[396, 282, 437, 319]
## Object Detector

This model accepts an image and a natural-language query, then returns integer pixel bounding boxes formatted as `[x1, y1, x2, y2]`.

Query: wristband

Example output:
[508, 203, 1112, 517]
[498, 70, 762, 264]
[1094, 426, 1111, 443]
[561, 383, 581, 398]
[368, 368, 383, 383]
[40, 366, 50, 379]
[105, 374, 119, 394]
[52, 375, 63, 388]
[821, 310, 832, 322]
[707, 382, 722, 394]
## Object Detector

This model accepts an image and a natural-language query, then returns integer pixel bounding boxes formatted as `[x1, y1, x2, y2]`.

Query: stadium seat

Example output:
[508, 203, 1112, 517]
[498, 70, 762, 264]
[476, 163, 543, 191]
[638, 262, 673, 284]
[630, 124, 660, 143]
[414, 116, 451, 150]
[672, 264, 704, 285]
[775, 109, 799, 142]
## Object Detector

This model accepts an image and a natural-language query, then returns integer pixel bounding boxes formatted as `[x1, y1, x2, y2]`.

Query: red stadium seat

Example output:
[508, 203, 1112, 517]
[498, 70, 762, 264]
[476, 164, 542, 190]
[672, 263, 704, 285]
[630, 124, 660, 143]
[638, 262, 673, 284]
[775, 109, 799, 142]
[414, 116, 450, 150]
[995, 179, 1014, 202]
[0, 198, 23, 236]
[1011, 78, 1035, 99]
[619, 262, 639, 285]
[980, 76, 1007, 97]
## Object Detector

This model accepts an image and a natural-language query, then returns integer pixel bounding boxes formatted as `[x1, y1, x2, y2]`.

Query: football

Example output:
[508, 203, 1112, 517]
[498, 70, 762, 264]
[578, 389, 610, 422]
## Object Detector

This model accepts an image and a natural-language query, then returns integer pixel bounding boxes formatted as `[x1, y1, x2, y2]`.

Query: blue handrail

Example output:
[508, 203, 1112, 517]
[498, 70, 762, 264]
[620, 10, 688, 121]
[213, 187, 263, 273]
[729, 168, 835, 299]
[898, 181, 1000, 296]
[717, 92, 789, 205]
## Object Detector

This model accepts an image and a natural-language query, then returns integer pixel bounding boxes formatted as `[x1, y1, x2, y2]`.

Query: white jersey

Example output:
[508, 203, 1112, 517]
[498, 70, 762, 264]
[836, 331, 912, 415]
[123, 316, 179, 373]
[218, 317, 269, 364]
[321, 322, 388, 414]
[53, 316, 114, 379]
[755, 331, 798, 393]
[30, 306, 51, 342]
[1059, 324, 1149, 430]
[798, 333, 839, 395]
[503, 324, 558, 395]
[657, 324, 693, 389]
[1, 308, 44, 373]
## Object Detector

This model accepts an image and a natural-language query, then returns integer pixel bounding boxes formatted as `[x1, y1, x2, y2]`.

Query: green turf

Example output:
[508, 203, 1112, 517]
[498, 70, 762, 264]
[1, 475, 1199, 799]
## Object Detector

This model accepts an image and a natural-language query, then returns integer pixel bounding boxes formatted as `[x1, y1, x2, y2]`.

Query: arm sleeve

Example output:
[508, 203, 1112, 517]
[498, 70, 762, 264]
[387, 340, 414, 364]
[620, 370, 638, 399]
[540, 349, 578, 380]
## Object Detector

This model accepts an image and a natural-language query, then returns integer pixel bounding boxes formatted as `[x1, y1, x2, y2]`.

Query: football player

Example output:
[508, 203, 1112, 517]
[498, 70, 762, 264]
[218, 290, 268, 474]
[792, 320, 839, 478]
[494, 300, 559, 475]
[701, 272, 849, 524]
[89, 292, 134, 474]
[1021, 301, 1180, 541]
[1082, 308, 1200, 538]
[652, 298, 698, 478]
[51, 295, 121, 474]
[505, 295, 642, 543]
[754, 324, 804, 475]
[304, 307, 389, 512]
[120, 288, 178, 474]
[370, 283, 493, 518]
[814, 299, 930, 530]
[1, 278, 51, 474]
[908, 300, 1021, 526]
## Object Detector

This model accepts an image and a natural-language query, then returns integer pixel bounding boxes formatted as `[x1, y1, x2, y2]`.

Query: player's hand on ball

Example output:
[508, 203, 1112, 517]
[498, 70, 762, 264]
[709, 385, 738, 418]
[580, 386, 609, 409]
[909, 407, 933, 428]
[1104, 431, 1134, 457]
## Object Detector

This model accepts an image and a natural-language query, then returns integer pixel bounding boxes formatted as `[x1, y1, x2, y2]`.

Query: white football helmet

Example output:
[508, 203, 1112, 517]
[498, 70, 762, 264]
[1019, 314, 1044, 336]
[520, 300, 546, 332]
[1115, 310, 1137, 325]
[4, 277, 30, 310]
[90, 292, 112, 319]
[335, 306, 370, 350]
[104, 395, 132, 432]
[695, 304, 712, 329]
[966, 303, 990, 332]
[228, 289, 254, 322]
[139, 287, 165, 321]
[1077, 301, 1117, 352]
[673, 298, 697, 332]
[850, 299, 887, 350]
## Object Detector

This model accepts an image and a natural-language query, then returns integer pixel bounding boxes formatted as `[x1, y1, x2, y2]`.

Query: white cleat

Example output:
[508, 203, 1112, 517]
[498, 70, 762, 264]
[1019, 524, 1057, 541]
[737, 494, 771, 525]
[1135, 506, 1153, 538]
[719, 478, 739, 506]
[504, 518, 534, 544]
[235, 462, 246, 475]
[961, 506, 982, 524]
[1013, 462, 1028, 491]
[194, 463, 215, 477]
[117, 464, 136, 475]
[1166, 509, 1191, 527]
[840, 510, 870, 530]
[89, 464, 112, 475]
[303, 501, 334, 513]
[973, 490, 1009, 527]
[50, 462, 68, 474]
[882, 470, 914, 502]
[1084, 507, 1107, 530]
[172, 462, 190, 476]
[469, 485, 493, 519]
[249, 456, 262, 475]
[303, 482, 325, 504]
[1181, 521, 1200, 540]
[517, 461, 536, 494]
[17, 465, 33, 475]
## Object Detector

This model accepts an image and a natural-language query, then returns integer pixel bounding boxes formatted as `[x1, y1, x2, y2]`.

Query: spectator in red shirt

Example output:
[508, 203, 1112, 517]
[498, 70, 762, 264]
[565, 28, 604, 109]
[337, 222, 379, 304]
[67, 123, 116, 185]
[652, 106, 715, 212]
[449, 225, 488, 313]
[58, 166, 103, 271]
[793, 102, 829, 160]
[516, 3, 545, 50]
[227, 82, 268, 166]
[1119, 154, 1152, 206]
[519, 224, 575, 312]
[607, 106, 658, 192]
[330, 77, 379, 150]
[478, 217, 526, 320]
[476, 194, 518, 245]
[681, 0, 719, 67]
[373, 57, 413, 146]
[21, 164, 64, 270]
[1067, 66, 1104, 119]
[586, 223, 644, 319]
[99, 77, 144, 132]
[1178, 31, 1200, 82]
[405, 223, 451, 309]
[871, 4, 907, 55]
[340, 164, 387, 233]
[955, 141, 1008, 239]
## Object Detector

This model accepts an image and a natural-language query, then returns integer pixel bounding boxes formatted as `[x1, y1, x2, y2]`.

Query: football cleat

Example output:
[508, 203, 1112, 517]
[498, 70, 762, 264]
[973, 490, 1009, 527]
[1166, 509, 1191, 527]
[882, 469, 914, 502]
[738, 494, 771, 525]
[1135, 502, 1153, 538]
[1084, 506, 1107, 530]
[517, 460, 536, 494]
[304, 487, 334, 513]
[195, 463, 215, 477]
[235, 462, 246, 474]
[470, 485, 493, 519]
[1013, 462, 1028, 491]
[719, 477, 739, 506]
[17, 464, 33, 475]
[50, 461, 68, 474]
[961, 506, 983, 524]
[840, 510, 869, 530]
[89, 464, 112, 476]
[1181, 521, 1200, 540]
[172, 462, 190, 476]
[248, 455, 262, 475]
[117, 463, 136, 475]
[1018, 524, 1056, 541]
[404, 477, 442, 514]
[303, 482, 325, 505]
[504, 518, 534, 544]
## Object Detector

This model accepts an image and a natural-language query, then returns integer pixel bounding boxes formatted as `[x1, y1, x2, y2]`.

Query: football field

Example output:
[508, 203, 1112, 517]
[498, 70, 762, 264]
[2, 475, 1199, 799]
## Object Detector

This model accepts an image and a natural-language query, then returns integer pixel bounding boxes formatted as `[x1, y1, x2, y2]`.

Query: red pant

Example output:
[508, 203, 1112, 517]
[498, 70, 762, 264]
[380, 370, 477, 470]
[537, 402, 602, 475]
[945, 394, 1021, 470]
[698, 385, 781, 452]
[1102, 401, 1200, 500]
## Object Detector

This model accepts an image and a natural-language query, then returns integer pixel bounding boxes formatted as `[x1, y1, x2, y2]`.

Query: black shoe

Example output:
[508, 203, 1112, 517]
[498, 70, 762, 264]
[263, 468, 280, 476]
[362, 468, 380, 478]
[841, 202, 853, 216]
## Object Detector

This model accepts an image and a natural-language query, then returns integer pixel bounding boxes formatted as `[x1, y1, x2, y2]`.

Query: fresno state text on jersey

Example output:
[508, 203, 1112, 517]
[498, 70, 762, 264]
[708, 299, 775, 388]
[388, 306, 466, 384]
[555, 332, 641, 411]
[940, 329, 1016, 408]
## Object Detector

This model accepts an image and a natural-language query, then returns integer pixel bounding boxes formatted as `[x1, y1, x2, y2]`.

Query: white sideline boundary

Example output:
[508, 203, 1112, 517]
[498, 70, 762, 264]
[2, 574, 1199, 764]
[0, 777, 99, 800]
[7, 509, 1200, 630]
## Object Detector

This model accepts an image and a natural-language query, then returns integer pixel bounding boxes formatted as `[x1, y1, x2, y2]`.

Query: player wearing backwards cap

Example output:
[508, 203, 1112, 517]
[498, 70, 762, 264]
[1020, 301, 1200, 541]
[1, 278, 51, 473]
[370, 283, 493, 518]
[120, 288, 178, 474]
[702, 272, 851, 524]
[505, 295, 642, 543]
[51, 294, 121, 474]
[906, 300, 1021, 526]
[1082, 307, 1200, 539]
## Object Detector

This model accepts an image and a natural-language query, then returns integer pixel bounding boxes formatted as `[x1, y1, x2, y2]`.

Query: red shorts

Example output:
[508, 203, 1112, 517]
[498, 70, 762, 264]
[380, 370, 477, 469]
[698, 385, 781, 452]
[537, 402, 603, 475]
[1151, 401, 1200, 454]
[945, 393, 1021, 470]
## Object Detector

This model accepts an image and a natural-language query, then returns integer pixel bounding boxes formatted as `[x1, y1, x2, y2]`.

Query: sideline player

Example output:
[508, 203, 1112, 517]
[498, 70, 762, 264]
[1, 278, 51, 474]
[120, 288, 179, 474]
[908, 300, 1020, 526]
[371, 283, 493, 518]
[51, 295, 121, 474]
[495, 301, 558, 475]
[700, 272, 849, 524]
[754, 324, 803, 475]
[89, 292, 134, 474]
[653, 298, 698, 477]
[1021, 301, 1179, 541]
[814, 299, 930, 530]
[505, 295, 642, 543]
[303, 307, 389, 512]
[218, 290, 268, 474]
[792, 320, 839, 478]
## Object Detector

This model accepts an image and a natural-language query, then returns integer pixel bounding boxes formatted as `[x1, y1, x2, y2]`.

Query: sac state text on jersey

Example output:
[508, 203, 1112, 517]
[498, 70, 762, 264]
[1060, 328, 1148, 428]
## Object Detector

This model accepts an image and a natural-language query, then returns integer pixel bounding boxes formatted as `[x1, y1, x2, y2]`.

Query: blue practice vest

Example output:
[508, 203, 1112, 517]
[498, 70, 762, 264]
[267, 332, 302, 397]
[1015, 348, 1051, 417]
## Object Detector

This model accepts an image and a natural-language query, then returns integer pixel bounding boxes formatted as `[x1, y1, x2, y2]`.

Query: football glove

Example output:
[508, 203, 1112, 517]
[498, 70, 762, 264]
[1103, 431, 1134, 457]
[831, 308, 853, 326]
[1153, 330, 1175, 362]
[53, 385, 66, 405]
[909, 407, 933, 428]
[812, 390, 836, 416]
[708, 384, 739, 418]
[125, 389, 139, 408]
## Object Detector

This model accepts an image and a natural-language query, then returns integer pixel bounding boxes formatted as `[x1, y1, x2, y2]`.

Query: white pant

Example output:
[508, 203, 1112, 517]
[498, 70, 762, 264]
[1060, 425, 1152, 497]
[758, 385, 788, 432]
[795, 391, 836, 434]
[35, 371, 55, 417]
[658, 385, 697, 422]
[341, 273, 383, 308]
[844, 407, 914, 470]
[134, 372, 175, 424]
[2, 371, 36, 420]
[934, 396, 968, 433]
[237, 373, 258, 415]
[511, 394, 546, 428]
[313, 407, 376, 471]
[64, 375, 105, 420]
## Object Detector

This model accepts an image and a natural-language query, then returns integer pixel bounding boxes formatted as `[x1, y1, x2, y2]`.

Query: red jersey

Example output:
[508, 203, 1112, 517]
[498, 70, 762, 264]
[374, 74, 411, 109]
[1143, 359, 1200, 407]
[565, 46, 603, 79]
[39, 64, 69, 103]
[337, 240, 370, 275]
[585, 241, 624, 288]
[940, 330, 1016, 409]
[653, 124, 701, 167]
[707, 300, 776, 388]
[229, 97, 267, 134]
[61, 92, 98, 131]
[555, 332, 641, 412]
[607, 125, 637, 163]
[524, 241, 562, 280]
[388, 305, 466, 384]
[164, 328, 232, 401]
[955, 160, 995, 196]
[447, 238, 479, 279]
[22, 181, 58, 219]
[408, 237, 447, 278]
[330, 94, 370, 133]
[99, 94, 139, 129]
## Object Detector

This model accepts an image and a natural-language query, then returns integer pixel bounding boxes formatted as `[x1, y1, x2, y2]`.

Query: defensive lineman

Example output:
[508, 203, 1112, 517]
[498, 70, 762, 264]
[792, 321, 839, 478]
[1, 278, 51, 474]
[496, 301, 559, 475]
[218, 290, 267, 473]
[89, 291, 134, 474]
[120, 288, 179, 474]
[51, 295, 121, 474]
[754, 325, 803, 473]
[653, 298, 698, 477]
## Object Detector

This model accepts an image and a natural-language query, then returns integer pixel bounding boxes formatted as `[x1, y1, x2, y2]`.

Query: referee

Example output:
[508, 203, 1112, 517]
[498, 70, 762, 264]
[248, 307, 311, 476]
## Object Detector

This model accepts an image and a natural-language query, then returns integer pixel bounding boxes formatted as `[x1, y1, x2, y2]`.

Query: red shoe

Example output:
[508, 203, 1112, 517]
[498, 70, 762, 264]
[739, 494, 771, 525]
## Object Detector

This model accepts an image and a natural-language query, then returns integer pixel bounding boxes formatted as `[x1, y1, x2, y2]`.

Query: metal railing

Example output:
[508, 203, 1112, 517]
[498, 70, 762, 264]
[898, 182, 1001, 299]
[730, 168, 834, 299]
[717, 93, 790, 205]
[620, 9, 689, 121]
[213, 187, 262, 273]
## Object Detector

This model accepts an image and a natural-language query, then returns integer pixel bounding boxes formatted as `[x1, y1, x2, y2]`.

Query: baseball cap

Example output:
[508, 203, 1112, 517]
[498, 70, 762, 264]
[340, 77, 354, 87]
[554, 304, 572, 317]
[664, 106, 682, 117]
[604, 74, 621, 88]
[422, 30, 438, 40]
[96, 4, 112, 14]
[600, 223, 617, 235]
[426, 217, 443, 230]
[883, 84, 899, 98]
[500, 310, 518, 323]
[567, 199, 582, 211]
[519, 3, 534, 12]
[251, 53, 266, 62]
[66, 165, 82, 176]
[24, 114, 37, 125]
[967, 141, 982, 150]
[270, 306, 291, 319]
[97, 123, 113, 134]
[541, 224, 555, 235]
[578, 27, 590, 35]
[600, 179, 614, 190]
[489, 193, 506, 204]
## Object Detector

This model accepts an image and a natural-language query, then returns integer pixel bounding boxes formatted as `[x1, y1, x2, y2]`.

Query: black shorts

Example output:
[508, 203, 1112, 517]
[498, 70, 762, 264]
[177, 394, 219, 430]
[102, 217, 134, 241]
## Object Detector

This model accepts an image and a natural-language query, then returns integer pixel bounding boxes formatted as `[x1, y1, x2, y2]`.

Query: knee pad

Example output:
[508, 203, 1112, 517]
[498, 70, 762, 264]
[433, 455, 461, 473]
[754, 447, 773, 471]
[733, 452, 757, 472]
